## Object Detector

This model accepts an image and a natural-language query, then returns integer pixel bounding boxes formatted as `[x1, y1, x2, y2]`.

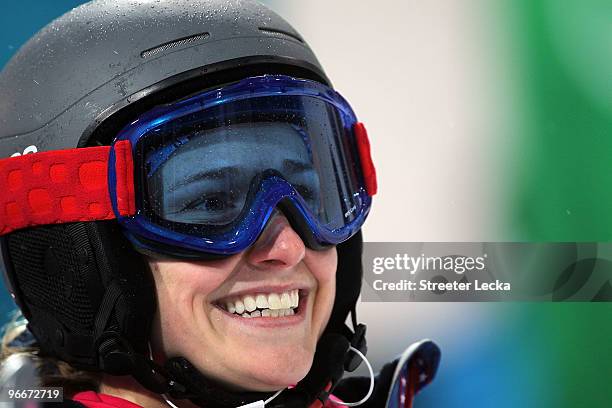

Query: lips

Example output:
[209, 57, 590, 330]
[215, 289, 302, 318]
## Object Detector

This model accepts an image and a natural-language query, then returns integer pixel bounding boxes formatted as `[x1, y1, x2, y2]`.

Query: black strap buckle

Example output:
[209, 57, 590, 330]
[97, 332, 181, 395]
[344, 323, 367, 372]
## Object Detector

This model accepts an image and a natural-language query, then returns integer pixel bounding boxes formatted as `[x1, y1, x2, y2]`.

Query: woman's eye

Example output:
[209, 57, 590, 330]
[295, 184, 314, 201]
[203, 197, 225, 211]
[184, 193, 233, 212]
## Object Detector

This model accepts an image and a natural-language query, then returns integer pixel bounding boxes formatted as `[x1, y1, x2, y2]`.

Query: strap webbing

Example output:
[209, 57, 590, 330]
[0, 141, 135, 236]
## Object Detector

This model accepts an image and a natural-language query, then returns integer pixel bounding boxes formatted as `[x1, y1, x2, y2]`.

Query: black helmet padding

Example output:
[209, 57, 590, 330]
[5, 221, 154, 370]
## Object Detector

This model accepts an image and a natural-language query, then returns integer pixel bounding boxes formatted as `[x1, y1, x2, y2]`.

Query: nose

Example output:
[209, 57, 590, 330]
[246, 211, 306, 270]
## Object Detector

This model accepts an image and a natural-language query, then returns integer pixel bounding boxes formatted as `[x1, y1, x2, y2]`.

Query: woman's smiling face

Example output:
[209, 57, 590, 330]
[148, 213, 337, 391]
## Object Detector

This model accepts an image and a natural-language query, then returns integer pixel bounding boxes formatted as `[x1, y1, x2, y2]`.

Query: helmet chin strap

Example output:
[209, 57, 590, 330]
[143, 325, 373, 408]
[155, 346, 374, 408]
[146, 344, 286, 408]
[119, 331, 360, 408]
[160, 379, 286, 408]
[147, 343, 180, 408]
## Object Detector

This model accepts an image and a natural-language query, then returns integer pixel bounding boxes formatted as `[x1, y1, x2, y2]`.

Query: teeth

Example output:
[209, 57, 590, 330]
[244, 295, 257, 312]
[256, 294, 268, 309]
[291, 291, 299, 307]
[222, 289, 302, 318]
[236, 307, 295, 319]
[235, 300, 245, 314]
[268, 293, 282, 310]
[280, 293, 291, 309]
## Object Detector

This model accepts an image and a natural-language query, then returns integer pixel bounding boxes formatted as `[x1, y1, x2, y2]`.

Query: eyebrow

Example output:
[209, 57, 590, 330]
[282, 159, 312, 174]
[167, 160, 312, 192]
[168, 166, 239, 192]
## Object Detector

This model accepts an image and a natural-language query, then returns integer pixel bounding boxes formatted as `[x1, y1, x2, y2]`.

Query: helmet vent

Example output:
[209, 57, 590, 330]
[140, 32, 211, 59]
[258, 27, 304, 43]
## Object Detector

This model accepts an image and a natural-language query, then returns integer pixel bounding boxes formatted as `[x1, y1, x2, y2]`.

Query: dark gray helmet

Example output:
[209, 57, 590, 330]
[0, 0, 328, 156]
[0, 1, 366, 406]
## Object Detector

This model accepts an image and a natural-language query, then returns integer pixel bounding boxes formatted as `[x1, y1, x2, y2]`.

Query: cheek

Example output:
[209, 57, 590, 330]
[149, 258, 239, 350]
[153, 258, 238, 303]
[310, 247, 337, 289]
[307, 247, 337, 333]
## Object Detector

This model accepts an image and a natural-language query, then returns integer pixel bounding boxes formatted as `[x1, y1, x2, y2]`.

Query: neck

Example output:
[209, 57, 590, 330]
[99, 374, 199, 408]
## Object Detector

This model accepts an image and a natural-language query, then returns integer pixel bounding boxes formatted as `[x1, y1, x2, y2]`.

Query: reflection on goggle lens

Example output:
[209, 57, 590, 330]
[146, 122, 321, 226]
[138, 93, 365, 234]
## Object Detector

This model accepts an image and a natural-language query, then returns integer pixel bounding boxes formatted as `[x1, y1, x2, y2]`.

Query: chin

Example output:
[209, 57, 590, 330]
[237, 345, 315, 391]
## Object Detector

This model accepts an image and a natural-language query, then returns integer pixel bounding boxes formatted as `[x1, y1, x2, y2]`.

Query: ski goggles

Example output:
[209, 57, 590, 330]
[0, 75, 376, 257]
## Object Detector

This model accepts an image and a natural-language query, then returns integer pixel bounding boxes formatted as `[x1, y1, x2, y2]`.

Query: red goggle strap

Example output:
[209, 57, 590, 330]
[0, 140, 135, 236]
[354, 122, 377, 196]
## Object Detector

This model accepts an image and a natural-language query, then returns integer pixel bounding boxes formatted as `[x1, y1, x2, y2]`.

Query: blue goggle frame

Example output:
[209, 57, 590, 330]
[108, 75, 373, 257]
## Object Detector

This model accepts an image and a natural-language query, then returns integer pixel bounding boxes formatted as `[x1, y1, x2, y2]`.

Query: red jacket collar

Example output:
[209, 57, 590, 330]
[73, 391, 343, 408]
